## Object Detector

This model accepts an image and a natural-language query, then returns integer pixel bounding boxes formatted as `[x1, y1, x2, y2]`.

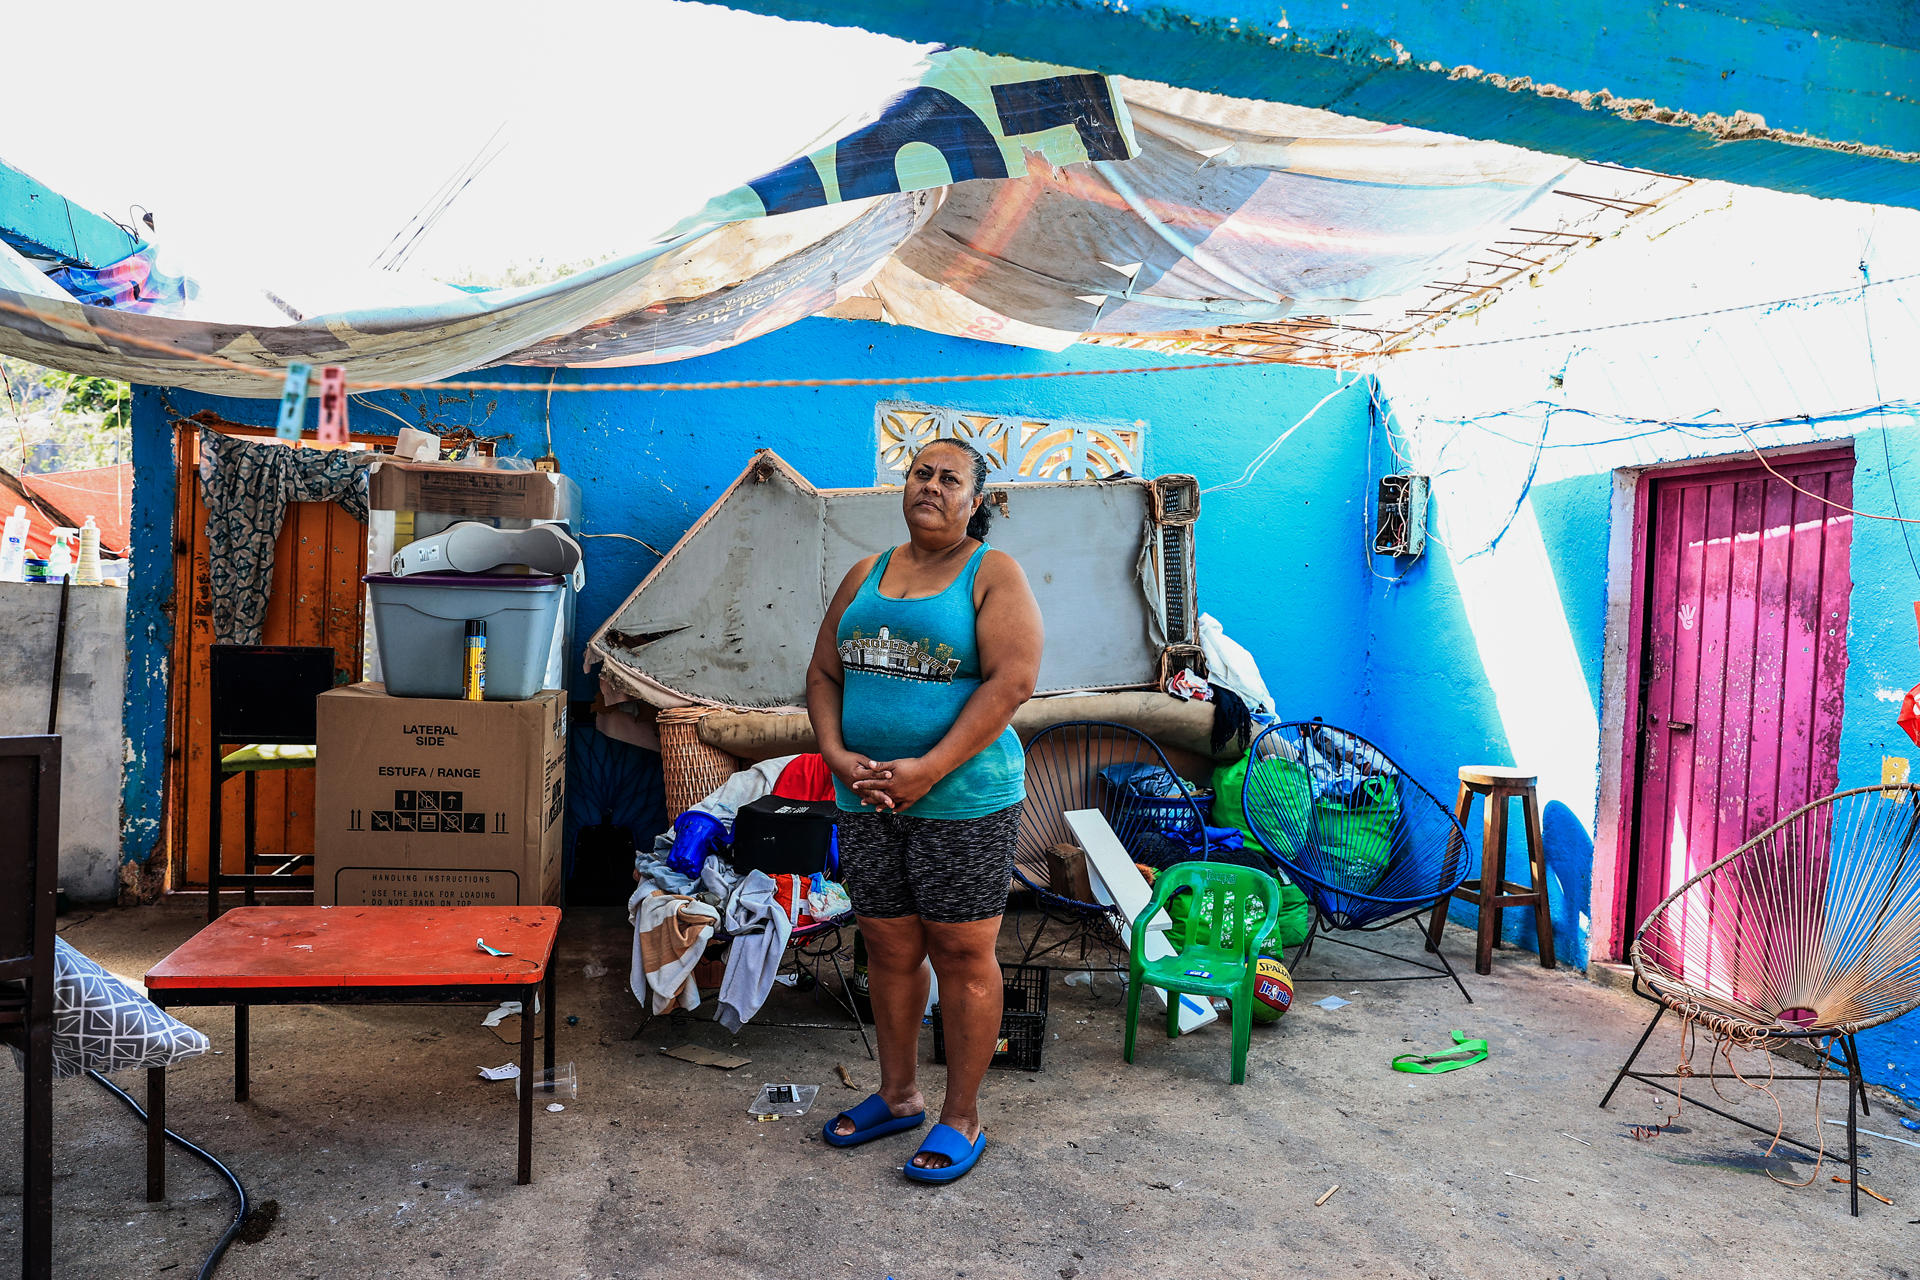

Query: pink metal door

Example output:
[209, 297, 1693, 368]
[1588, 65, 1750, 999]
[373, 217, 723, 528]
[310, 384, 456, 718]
[1631, 452, 1853, 932]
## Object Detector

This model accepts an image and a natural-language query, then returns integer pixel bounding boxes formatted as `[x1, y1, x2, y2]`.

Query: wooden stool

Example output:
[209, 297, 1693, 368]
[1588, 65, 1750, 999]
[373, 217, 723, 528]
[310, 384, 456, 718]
[1425, 766, 1556, 975]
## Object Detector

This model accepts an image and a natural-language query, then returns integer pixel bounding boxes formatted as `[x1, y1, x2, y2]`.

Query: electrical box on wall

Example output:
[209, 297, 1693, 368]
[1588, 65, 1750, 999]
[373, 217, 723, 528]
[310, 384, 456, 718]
[1374, 474, 1429, 558]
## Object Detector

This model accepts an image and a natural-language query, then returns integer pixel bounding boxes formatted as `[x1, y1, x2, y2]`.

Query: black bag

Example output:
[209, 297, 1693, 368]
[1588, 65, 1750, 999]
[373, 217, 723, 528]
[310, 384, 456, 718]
[731, 796, 837, 875]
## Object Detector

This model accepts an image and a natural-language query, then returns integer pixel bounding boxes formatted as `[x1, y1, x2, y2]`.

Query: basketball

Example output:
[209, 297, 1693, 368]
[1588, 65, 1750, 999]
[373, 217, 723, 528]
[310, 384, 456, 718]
[1251, 956, 1293, 1024]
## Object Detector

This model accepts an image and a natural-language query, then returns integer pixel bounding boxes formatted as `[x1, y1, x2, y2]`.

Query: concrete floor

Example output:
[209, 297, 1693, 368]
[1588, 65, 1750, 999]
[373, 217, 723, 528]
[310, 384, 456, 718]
[4, 899, 1917, 1279]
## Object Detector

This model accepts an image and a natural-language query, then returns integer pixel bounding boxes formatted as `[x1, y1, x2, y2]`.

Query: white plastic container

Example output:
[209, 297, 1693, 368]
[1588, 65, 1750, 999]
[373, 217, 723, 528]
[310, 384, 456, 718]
[46, 528, 76, 584]
[0, 506, 28, 583]
[74, 516, 102, 587]
[362, 571, 565, 700]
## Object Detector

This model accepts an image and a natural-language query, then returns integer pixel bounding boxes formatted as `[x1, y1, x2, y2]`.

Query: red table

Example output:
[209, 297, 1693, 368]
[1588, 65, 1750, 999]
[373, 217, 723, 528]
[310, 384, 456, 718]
[144, 906, 561, 1191]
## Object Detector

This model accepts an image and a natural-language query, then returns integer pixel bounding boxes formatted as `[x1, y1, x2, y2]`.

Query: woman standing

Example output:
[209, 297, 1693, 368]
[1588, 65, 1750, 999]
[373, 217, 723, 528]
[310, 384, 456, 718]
[808, 438, 1043, 1183]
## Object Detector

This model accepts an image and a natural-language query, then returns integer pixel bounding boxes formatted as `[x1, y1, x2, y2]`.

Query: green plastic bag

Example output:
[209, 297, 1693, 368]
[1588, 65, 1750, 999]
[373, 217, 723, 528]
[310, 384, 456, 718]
[1204, 755, 1312, 948]
[1211, 754, 1309, 858]
[1163, 882, 1294, 956]
[1212, 753, 1400, 908]
[1314, 775, 1399, 892]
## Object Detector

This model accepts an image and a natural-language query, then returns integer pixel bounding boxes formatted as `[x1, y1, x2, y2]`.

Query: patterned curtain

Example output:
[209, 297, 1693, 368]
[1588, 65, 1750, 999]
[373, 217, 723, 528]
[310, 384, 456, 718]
[199, 428, 372, 645]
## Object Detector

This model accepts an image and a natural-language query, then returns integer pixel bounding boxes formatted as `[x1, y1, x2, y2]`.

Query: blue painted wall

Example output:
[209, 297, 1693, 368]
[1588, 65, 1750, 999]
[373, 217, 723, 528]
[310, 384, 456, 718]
[124, 308, 1920, 1104]
[1360, 408, 1920, 1105]
[1359, 465, 1612, 972]
[126, 316, 1372, 861]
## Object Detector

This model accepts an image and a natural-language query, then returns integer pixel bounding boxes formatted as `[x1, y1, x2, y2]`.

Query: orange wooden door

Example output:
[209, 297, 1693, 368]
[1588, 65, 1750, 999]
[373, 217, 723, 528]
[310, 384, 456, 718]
[167, 423, 369, 887]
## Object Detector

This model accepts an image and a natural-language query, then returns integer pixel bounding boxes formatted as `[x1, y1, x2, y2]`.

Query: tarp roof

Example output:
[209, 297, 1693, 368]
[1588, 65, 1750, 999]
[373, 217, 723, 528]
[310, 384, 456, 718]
[0, 47, 1676, 394]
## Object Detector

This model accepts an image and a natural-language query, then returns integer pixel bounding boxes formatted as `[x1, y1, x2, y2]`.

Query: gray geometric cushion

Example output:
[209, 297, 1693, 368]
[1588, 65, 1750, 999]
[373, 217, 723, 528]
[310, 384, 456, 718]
[46, 937, 209, 1076]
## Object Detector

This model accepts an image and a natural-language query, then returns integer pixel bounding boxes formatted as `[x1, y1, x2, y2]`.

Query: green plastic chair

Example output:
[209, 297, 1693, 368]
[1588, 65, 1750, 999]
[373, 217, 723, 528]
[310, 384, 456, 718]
[1124, 862, 1281, 1084]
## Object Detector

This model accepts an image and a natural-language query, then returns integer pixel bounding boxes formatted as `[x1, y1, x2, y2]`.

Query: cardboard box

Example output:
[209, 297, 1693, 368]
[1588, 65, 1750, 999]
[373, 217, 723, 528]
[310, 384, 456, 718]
[367, 459, 562, 520]
[315, 683, 566, 908]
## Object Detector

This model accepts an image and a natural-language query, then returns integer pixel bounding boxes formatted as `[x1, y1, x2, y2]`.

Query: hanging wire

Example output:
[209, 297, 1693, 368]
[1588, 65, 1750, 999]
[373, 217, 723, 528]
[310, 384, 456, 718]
[1201, 371, 1366, 495]
[1856, 229, 1920, 578]
[349, 394, 415, 432]
[1364, 381, 1416, 586]
[544, 369, 557, 457]
[1408, 269, 1920, 353]
[578, 531, 663, 555]
[373, 123, 508, 273]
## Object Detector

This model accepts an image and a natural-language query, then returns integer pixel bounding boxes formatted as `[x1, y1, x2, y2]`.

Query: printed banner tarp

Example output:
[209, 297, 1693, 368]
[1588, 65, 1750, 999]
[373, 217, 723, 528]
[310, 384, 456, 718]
[859, 80, 1574, 350]
[0, 51, 1573, 393]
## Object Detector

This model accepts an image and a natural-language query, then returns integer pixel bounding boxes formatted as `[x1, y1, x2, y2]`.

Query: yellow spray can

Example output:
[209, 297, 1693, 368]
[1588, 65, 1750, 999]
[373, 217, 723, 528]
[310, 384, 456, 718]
[463, 620, 487, 701]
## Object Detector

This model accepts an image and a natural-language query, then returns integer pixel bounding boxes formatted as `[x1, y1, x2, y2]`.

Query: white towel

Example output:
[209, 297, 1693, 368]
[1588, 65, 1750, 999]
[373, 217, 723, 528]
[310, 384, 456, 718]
[715, 871, 794, 1034]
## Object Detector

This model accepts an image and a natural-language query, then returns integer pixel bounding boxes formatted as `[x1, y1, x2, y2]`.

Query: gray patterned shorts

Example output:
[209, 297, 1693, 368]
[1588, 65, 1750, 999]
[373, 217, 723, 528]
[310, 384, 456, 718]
[836, 801, 1023, 924]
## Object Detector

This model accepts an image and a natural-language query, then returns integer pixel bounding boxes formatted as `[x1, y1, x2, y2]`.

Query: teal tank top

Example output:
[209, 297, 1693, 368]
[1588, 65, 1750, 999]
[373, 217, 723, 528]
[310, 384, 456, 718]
[833, 543, 1026, 820]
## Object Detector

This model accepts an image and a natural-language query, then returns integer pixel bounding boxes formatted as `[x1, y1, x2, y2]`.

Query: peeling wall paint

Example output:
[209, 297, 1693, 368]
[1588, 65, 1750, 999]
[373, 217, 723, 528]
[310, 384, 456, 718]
[0, 583, 126, 902]
[119, 404, 174, 888]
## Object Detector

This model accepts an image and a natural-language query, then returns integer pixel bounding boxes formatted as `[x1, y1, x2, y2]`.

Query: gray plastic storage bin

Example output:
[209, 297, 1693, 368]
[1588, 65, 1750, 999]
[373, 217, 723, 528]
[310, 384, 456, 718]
[364, 572, 565, 700]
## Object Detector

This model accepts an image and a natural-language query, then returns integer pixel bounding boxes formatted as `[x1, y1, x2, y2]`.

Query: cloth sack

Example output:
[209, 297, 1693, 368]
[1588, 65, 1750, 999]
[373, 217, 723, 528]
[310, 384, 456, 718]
[1208, 755, 1312, 945]
[1162, 883, 1290, 958]
[1314, 774, 1399, 891]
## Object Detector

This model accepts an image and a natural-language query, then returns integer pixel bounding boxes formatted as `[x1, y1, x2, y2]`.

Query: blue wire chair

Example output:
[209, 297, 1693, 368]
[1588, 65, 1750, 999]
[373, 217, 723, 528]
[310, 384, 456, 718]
[1241, 721, 1473, 1002]
[1014, 720, 1215, 966]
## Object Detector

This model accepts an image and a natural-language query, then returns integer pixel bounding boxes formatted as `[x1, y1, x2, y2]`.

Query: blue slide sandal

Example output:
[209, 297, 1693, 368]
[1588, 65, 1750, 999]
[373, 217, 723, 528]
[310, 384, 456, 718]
[823, 1093, 925, 1148]
[902, 1123, 986, 1184]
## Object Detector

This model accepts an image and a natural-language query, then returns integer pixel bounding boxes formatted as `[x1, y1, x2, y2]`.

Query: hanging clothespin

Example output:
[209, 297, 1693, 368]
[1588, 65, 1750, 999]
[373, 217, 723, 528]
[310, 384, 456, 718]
[316, 366, 348, 445]
[275, 363, 312, 441]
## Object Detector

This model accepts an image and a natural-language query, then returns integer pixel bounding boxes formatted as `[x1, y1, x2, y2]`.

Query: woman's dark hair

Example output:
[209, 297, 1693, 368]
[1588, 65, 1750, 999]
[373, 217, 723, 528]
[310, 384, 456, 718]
[913, 438, 992, 541]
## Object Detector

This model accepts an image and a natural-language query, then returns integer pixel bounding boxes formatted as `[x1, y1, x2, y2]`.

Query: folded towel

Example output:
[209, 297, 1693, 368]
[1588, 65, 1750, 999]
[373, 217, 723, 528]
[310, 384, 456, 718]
[630, 887, 720, 1014]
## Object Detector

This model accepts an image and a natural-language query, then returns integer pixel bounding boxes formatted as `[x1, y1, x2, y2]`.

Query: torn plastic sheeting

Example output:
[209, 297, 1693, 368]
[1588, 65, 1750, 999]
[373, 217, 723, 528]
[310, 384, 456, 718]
[0, 196, 913, 396]
[857, 83, 1575, 351]
[0, 49, 1133, 393]
[587, 450, 1196, 711]
[0, 52, 1584, 391]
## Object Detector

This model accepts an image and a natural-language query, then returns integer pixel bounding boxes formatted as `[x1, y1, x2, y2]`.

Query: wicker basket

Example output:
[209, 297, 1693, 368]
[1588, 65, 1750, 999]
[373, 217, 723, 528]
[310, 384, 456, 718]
[658, 707, 741, 820]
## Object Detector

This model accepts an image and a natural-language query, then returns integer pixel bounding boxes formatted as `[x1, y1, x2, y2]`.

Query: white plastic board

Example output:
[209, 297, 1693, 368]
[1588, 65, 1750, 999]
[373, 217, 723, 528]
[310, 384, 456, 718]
[1065, 809, 1217, 1035]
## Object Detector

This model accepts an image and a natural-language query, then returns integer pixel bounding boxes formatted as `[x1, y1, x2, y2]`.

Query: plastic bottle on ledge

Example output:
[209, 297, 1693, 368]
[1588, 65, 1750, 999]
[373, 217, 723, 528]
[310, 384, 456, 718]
[0, 506, 28, 582]
[74, 516, 102, 586]
[45, 528, 75, 584]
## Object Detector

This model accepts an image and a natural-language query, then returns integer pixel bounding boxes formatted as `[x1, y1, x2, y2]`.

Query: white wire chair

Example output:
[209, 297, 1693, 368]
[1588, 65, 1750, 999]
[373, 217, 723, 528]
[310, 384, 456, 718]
[1600, 784, 1920, 1215]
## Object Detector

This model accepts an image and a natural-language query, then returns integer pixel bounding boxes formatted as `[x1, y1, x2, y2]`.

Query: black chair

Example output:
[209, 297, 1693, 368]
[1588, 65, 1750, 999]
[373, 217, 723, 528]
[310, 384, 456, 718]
[1241, 721, 1474, 1002]
[1013, 720, 1215, 965]
[0, 736, 60, 1280]
[207, 645, 336, 921]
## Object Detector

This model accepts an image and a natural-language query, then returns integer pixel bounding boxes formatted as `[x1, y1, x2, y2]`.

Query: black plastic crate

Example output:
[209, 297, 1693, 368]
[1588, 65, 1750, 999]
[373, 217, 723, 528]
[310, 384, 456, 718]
[930, 963, 1049, 1072]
